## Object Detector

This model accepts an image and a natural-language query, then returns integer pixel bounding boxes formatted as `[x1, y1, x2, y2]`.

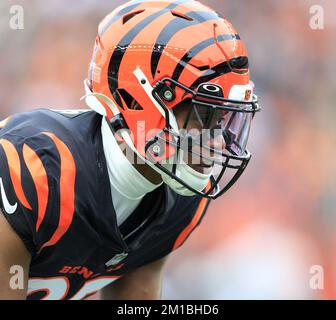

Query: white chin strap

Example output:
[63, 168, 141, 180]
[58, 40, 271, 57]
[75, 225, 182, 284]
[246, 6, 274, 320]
[160, 150, 212, 197]
[83, 77, 211, 197]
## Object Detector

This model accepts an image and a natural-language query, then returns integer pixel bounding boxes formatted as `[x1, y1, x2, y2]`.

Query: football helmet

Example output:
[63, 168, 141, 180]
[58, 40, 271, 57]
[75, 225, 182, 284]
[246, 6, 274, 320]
[84, 0, 260, 199]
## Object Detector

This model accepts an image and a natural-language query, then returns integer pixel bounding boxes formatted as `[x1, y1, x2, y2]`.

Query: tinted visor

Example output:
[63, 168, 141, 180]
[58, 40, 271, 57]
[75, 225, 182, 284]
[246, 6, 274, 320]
[184, 103, 253, 158]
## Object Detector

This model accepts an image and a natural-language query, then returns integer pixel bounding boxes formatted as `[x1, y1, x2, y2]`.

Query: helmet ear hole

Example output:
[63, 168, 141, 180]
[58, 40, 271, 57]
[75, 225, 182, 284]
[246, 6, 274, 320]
[117, 89, 143, 110]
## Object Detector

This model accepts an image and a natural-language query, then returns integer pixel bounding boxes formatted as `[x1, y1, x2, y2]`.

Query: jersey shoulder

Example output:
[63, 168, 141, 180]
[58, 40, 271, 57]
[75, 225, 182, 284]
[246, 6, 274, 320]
[0, 108, 102, 256]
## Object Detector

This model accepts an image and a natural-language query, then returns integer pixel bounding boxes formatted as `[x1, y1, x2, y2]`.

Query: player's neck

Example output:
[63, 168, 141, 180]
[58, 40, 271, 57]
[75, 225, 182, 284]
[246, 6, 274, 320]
[101, 118, 162, 200]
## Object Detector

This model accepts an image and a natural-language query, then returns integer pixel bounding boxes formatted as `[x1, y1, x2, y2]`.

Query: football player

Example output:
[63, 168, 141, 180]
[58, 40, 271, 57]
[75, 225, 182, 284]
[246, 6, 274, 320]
[0, 0, 260, 300]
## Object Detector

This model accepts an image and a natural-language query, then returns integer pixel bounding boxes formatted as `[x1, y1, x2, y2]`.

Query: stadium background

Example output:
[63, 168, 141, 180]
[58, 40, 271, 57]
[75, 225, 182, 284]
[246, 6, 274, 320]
[0, 0, 335, 299]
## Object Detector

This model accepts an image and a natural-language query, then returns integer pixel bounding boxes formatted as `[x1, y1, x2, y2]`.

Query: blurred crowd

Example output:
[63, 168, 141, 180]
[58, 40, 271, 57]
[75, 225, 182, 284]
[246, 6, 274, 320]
[0, 0, 335, 299]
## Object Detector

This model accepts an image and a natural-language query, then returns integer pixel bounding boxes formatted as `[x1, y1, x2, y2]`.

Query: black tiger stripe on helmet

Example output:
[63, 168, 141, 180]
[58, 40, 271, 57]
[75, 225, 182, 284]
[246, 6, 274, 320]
[107, 0, 192, 107]
[171, 33, 241, 84]
[150, 10, 222, 78]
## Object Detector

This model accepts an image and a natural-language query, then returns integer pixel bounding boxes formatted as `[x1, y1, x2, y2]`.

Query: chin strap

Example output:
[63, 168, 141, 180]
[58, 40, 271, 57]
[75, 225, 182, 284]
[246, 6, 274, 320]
[160, 149, 212, 197]
[81, 80, 120, 116]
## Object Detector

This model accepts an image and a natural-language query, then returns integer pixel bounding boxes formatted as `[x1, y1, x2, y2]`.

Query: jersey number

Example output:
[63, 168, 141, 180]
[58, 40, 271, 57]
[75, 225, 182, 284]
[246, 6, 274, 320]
[27, 276, 119, 300]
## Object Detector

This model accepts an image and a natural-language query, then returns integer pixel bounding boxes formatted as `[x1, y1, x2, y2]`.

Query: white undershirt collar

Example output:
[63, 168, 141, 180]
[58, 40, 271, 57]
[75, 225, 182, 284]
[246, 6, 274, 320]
[101, 117, 162, 225]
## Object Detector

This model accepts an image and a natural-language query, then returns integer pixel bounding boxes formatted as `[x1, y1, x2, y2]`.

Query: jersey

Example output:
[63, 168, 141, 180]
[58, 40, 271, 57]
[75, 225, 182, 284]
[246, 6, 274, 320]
[0, 109, 211, 300]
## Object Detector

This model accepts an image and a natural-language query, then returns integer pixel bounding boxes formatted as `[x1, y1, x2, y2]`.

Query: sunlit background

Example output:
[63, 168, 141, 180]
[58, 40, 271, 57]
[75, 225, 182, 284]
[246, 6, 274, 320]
[0, 0, 335, 299]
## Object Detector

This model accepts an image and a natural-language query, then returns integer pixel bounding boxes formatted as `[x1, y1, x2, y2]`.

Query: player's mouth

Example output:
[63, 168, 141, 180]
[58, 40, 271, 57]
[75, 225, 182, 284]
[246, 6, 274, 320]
[190, 158, 215, 174]
[199, 159, 214, 168]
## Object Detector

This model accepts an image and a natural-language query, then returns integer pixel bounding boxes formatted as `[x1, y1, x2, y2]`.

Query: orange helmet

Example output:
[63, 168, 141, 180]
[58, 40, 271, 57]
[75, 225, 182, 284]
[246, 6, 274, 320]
[84, 0, 260, 199]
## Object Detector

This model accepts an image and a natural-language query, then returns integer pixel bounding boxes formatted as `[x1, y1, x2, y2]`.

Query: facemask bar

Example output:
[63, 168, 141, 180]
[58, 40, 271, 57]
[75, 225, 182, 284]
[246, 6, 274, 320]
[145, 134, 251, 198]
[145, 77, 259, 199]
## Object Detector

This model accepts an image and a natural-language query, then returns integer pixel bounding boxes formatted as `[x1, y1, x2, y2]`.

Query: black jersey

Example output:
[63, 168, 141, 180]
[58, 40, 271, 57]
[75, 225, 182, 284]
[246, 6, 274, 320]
[0, 109, 210, 300]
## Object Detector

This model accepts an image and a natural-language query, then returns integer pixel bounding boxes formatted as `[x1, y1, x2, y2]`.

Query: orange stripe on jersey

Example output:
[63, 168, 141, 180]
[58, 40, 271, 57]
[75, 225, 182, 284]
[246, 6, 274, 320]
[40, 132, 76, 250]
[173, 197, 210, 251]
[0, 139, 32, 210]
[0, 116, 11, 129]
[23, 144, 49, 232]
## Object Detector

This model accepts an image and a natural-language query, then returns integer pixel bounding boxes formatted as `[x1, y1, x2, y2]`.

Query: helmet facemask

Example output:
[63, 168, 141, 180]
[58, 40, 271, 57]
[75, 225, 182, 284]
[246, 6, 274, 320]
[144, 77, 260, 199]
[84, 0, 261, 199]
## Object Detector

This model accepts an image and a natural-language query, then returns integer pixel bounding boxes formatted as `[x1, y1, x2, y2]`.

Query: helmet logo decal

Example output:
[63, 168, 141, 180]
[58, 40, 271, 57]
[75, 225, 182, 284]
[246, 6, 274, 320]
[198, 83, 224, 97]
[202, 84, 220, 93]
[244, 89, 252, 101]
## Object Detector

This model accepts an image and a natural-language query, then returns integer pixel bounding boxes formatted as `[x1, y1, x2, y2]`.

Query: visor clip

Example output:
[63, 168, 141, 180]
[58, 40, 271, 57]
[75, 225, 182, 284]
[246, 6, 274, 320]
[146, 137, 164, 157]
[157, 83, 176, 102]
[152, 144, 161, 156]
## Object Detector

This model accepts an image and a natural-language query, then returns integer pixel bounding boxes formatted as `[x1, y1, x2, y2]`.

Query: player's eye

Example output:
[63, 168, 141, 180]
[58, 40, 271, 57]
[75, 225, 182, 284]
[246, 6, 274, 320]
[192, 107, 224, 129]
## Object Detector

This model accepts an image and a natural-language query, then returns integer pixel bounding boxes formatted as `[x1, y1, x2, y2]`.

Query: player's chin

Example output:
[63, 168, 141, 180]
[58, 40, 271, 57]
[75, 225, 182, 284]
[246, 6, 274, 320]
[189, 161, 214, 174]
